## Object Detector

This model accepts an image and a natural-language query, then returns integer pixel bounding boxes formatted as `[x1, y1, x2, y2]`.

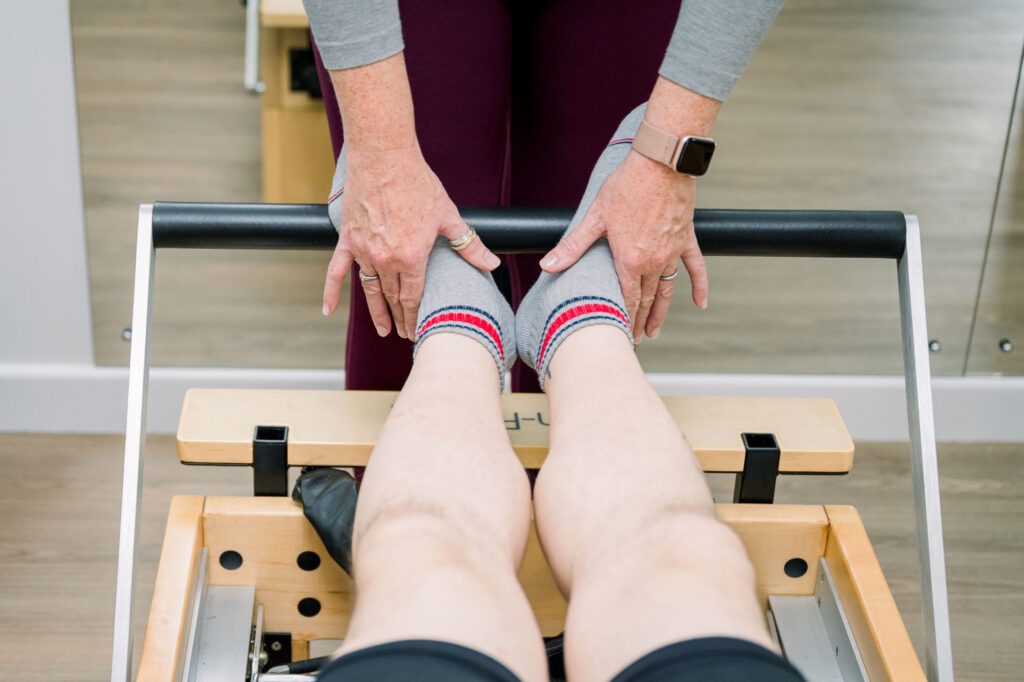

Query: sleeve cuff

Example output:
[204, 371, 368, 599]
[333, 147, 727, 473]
[314, 29, 405, 71]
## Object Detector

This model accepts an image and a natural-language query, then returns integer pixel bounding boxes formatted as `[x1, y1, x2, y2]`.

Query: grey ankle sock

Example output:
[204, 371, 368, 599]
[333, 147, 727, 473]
[516, 104, 646, 389]
[415, 237, 516, 390]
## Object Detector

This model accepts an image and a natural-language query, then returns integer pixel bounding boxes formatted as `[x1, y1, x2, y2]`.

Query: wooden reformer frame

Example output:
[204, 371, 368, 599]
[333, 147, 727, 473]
[111, 203, 953, 682]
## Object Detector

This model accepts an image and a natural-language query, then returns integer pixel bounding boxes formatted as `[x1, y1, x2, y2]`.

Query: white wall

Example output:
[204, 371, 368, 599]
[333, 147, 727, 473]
[0, 1, 94, 365]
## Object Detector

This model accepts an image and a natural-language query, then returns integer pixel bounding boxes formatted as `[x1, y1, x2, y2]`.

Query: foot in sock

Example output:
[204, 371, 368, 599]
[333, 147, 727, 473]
[415, 237, 517, 390]
[516, 104, 646, 389]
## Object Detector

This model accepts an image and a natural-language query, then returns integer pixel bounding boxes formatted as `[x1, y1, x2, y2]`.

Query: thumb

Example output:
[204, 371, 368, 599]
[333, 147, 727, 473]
[539, 212, 603, 273]
[441, 219, 501, 271]
[323, 243, 355, 316]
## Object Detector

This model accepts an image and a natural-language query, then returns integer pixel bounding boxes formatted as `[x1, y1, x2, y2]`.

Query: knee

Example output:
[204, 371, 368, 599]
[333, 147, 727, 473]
[354, 472, 533, 576]
[581, 504, 757, 589]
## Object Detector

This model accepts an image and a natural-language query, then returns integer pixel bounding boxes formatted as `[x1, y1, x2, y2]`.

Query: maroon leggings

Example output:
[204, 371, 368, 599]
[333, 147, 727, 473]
[313, 0, 679, 392]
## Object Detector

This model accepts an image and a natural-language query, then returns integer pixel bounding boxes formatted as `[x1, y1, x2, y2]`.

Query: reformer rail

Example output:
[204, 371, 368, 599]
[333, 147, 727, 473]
[112, 203, 953, 682]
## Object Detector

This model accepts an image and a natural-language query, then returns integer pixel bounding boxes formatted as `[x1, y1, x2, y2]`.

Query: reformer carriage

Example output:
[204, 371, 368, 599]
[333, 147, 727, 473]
[110, 204, 953, 682]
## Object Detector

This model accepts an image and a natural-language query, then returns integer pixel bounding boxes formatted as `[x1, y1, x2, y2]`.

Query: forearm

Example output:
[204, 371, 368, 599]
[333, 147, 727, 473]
[329, 52, 418, 152]
[302, 0, 413, 150]
[643, 76, 721, 140]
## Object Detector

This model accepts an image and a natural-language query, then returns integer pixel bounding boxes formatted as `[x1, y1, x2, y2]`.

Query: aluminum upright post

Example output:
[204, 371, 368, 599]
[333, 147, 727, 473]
[897, 215, 955, 682]
[110, 204, 156, 682]
[244, 0, 265, 93]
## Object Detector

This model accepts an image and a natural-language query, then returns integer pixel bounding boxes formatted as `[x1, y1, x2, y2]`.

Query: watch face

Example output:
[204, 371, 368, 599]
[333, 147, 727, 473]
[675, 137, 716, 176]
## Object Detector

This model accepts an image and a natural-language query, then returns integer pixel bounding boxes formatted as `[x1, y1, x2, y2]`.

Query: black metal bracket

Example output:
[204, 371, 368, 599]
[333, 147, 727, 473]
[733, 432, 781, 504]
[262, 631, 293, 671]
[289, 48, 322, 99]
[253, 425, 289, 496]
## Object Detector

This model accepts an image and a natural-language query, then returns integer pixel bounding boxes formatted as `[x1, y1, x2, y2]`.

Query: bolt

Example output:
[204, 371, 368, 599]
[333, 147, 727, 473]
[122, 328, 132, 341]
[270, 640, 283, 652]
[999, 339, 1013, 353]
[928, 339, 941, 353]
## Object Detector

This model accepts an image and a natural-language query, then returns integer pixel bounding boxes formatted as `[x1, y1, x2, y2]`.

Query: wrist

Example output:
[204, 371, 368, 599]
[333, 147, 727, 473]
[624, 148, 695, 187]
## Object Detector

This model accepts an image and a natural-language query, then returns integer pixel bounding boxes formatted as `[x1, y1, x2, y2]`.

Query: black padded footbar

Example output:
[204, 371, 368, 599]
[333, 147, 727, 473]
[151, 202, 907, 258]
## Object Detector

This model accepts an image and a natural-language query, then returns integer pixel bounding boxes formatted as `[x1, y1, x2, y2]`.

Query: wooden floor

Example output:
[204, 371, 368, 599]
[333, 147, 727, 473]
[0, 434, 1019, 681]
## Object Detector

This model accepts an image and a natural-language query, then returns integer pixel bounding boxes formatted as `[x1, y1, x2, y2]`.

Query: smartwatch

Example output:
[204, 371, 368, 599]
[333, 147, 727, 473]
[631, 119, 716, 176]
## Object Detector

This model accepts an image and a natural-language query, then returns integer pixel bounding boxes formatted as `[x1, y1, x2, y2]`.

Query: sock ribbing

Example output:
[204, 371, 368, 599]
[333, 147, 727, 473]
[414, 238, 516, 391]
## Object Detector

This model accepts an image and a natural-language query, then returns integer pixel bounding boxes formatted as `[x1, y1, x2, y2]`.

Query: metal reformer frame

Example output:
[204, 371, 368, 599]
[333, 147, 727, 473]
[110, 203, 954, 682]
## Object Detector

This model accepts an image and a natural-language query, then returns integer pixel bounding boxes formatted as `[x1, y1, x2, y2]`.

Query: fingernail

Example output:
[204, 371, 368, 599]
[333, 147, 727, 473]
[651, 327, 660, 339]
[486, 254, 501, 269]
[539, 254, 557, 269]
[699, 297, 708, 310]
[322, 303, 330, 316]
[375, 324, 386, 336]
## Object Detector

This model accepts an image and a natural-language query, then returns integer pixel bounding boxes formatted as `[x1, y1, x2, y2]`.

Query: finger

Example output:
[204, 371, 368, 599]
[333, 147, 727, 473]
[323, 244, 355, 316]
[539, 212, 603, 273]
[634, 272, 660, 343]
[646, 261, 679, 339]
[441, 219, 501, 271]
[379, 269, 407, 339]
[357, 264, 392, 337]
[398, 266, 425, 340]
[680, 240, 709, 308]
[615, 260, 643, 337]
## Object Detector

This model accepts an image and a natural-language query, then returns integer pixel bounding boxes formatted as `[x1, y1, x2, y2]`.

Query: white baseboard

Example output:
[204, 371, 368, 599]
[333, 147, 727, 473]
[2, 362, 1022, 442]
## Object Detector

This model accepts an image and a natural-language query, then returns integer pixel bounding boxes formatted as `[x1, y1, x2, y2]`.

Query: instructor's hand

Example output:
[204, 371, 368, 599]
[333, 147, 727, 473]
[322, 146, 501, 339]
[539, 150, 707, 342]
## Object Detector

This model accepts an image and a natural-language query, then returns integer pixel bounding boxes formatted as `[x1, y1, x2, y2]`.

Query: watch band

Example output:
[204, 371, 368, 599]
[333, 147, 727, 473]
[631, 119, 683, 167]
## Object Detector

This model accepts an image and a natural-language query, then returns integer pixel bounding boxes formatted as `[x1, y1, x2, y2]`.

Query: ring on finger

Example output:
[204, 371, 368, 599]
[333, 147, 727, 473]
[358, 270, 380, 282]
[448, 226, 477, 251]
[659, 268, 679, 282]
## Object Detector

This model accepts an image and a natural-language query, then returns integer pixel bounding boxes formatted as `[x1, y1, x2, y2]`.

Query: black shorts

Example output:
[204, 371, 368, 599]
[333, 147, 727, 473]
[316, 636, 805, 681]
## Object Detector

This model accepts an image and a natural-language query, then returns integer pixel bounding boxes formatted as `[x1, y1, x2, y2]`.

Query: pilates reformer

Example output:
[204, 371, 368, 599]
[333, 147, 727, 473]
[110, 204, 953, 682]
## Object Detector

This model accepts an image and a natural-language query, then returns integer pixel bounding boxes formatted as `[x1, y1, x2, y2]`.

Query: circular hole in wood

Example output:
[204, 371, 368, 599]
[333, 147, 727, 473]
[219, 550, 243, 570]
[784, 558, 808, 578]
[298, 597, 322, 617]
[297, 551, 321, 571]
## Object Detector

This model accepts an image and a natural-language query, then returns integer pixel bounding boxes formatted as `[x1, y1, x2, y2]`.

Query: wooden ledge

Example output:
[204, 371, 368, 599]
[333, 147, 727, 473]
[177, 389, 853, 473]
[261, 0, 309, 28]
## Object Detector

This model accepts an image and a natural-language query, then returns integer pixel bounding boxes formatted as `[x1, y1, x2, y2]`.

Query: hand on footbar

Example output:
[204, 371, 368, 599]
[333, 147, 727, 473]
[539, 77, 720, 343]
[538, 149, 707, 343]
[322, 145, 500, 339]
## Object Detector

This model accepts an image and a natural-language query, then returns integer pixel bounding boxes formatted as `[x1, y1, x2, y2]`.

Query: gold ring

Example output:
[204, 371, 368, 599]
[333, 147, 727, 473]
[448, 226, 477, 251]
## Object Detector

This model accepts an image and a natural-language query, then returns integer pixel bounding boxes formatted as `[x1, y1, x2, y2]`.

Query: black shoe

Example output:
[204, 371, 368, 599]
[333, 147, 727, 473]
[291, 467, 358, 575]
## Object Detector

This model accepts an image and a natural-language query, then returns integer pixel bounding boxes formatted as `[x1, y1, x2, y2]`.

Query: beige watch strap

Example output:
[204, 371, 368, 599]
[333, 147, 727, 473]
[631, 119, 682, 167]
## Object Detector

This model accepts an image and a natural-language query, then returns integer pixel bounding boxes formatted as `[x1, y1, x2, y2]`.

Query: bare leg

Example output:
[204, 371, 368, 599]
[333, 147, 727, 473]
[332, 333, 547, 681]
[534, 325, 774, 681]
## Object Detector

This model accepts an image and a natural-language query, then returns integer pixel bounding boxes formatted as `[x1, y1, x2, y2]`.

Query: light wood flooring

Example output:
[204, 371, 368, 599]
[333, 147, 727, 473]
[0, 434, 1020, 681]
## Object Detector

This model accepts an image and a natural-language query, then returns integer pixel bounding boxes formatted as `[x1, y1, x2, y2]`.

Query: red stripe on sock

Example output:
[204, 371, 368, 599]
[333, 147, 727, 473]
[538, 303, 629, 367]
[329, 186, 345, 202]
[419, 311, 504, 361]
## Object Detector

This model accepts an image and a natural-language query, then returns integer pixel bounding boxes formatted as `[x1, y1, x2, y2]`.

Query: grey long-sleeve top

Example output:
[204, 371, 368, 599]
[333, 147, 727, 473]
[302, 0, 783, 102]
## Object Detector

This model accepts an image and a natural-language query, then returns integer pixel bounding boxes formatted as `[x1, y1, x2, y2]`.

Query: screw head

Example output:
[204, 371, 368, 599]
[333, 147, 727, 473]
[928, 339, 941, 353]
[999, 339, 1013, 353]
[121, 328, 132, 341]
[270, 640, 283, 652]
